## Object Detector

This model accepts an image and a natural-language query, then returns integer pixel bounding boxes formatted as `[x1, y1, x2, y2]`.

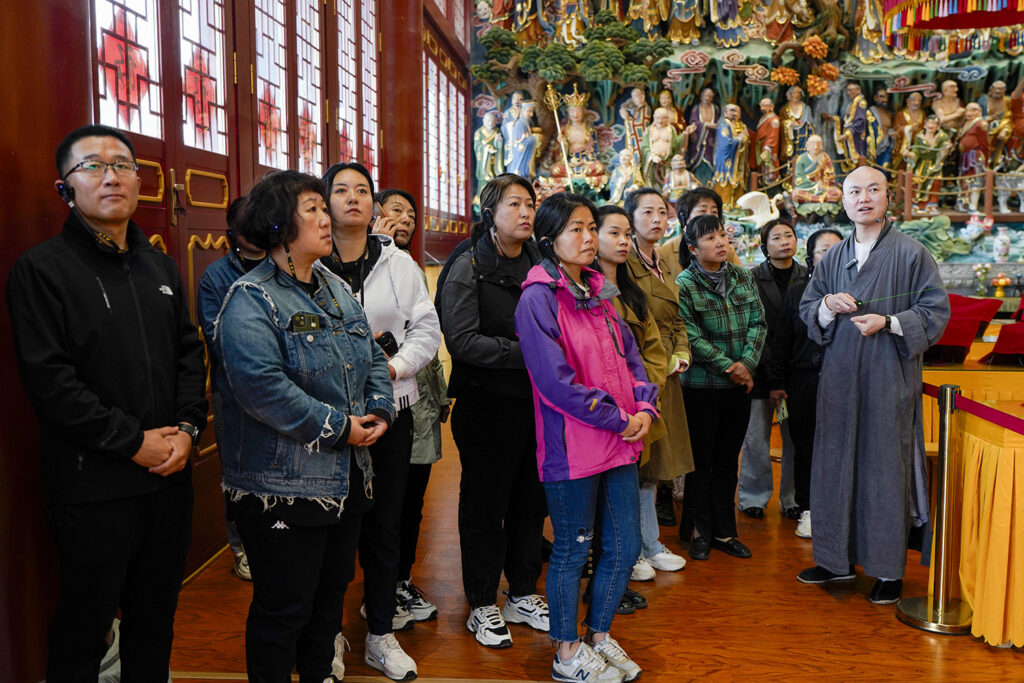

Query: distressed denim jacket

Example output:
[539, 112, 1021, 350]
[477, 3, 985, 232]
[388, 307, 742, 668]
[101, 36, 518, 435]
[213, 258, 395, 507]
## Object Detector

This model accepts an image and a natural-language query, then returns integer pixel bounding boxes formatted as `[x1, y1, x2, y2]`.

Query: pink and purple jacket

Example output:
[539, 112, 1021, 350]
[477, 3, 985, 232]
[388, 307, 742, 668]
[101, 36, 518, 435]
[514, 261, 659, 482]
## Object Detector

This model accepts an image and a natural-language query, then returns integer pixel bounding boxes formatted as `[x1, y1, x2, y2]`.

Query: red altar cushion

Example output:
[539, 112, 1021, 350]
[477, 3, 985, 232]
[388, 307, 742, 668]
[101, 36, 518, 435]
[948, 294, 1002, 337]
[979, 323, 1024, 366]
[925, 317, 978, 364]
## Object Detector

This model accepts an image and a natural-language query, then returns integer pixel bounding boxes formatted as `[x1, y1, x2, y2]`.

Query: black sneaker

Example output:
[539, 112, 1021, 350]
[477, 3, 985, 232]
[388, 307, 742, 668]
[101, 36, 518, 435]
[797, 565, 856, 584]
[741, 506, 765, 519]
[782, 506, 801, 520]
[656, 485, 676, 526]
[689, 536, 710, 561]
[622, 588, 648, 609]
[868, 579, 903, 605]
[614, 596, 636, 615]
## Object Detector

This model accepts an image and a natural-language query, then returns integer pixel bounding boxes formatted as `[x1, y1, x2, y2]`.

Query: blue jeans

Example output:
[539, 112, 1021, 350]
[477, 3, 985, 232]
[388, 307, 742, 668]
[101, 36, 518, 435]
[543, 464, 640, 642]
[638, 481, 667, 558]
[737, 398, 795, 511]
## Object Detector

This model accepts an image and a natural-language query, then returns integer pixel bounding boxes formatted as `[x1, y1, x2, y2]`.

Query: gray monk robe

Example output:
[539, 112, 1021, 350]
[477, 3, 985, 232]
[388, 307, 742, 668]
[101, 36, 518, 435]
[799, 222, 950, 579]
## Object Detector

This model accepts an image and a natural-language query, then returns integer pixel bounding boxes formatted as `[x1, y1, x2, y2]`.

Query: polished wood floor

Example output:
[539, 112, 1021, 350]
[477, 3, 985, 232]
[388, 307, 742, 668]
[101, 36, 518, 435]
[170, 424, 1023, 682]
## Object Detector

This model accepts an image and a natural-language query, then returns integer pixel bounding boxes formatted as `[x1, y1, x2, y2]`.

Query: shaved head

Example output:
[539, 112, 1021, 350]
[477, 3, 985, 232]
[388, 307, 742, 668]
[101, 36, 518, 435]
[843, 166, 889, 229]
[843, 165, 887, 192]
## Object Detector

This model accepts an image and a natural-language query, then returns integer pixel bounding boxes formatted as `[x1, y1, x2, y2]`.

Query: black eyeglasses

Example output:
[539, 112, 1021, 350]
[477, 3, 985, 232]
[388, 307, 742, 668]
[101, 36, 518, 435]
[63, 160, 138, 180]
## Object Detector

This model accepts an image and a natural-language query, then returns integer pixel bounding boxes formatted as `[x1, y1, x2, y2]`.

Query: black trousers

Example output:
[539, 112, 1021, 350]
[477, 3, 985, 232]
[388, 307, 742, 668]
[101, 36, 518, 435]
[235, 468, 369, 683]
[680, 386, 752, 541]
[398, 462, 432, 581]
[786, 370, 820, 513]
[45, 480, 193, 682]
[452, 393, 547, 608]
[359, 407, 414, 635]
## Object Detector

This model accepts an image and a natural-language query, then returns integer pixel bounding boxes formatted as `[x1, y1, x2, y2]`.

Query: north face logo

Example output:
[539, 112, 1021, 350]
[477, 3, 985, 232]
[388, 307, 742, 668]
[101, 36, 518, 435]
[159, 285, 173, 296]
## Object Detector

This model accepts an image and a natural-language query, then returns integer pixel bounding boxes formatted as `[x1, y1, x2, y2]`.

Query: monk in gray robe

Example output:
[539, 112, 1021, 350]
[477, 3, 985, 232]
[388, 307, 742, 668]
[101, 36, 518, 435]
[796, 166, 950, 605]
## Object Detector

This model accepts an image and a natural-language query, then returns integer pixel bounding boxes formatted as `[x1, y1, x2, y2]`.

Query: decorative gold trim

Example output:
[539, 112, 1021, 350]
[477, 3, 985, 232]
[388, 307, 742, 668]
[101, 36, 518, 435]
[185, 169, 229, 209]
[187, 233, 230, 326]
[149, 234, 168, 254]
[137, 159, 165, 203]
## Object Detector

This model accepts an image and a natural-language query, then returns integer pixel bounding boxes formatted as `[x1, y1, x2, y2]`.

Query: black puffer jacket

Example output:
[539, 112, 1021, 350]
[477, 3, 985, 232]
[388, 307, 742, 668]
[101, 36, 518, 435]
[439, 229, 541, 399]
[7, 213, 207, 503]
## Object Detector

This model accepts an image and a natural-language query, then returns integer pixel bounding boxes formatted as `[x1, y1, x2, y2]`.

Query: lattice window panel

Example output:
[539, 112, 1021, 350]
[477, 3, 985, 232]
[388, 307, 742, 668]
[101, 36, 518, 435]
[456, 89, 466, 215]
[95, 0, 163, 138]
[453, 0, 465, 47]
[337, 0, 358, 163]
[255, 0, 289, 168]
[437, 68, 449, 215]
[296, 0, 323, 174]
[359, 0, 379, 183]
[425, 56, 439, 212]
[179, 0, 227, 154]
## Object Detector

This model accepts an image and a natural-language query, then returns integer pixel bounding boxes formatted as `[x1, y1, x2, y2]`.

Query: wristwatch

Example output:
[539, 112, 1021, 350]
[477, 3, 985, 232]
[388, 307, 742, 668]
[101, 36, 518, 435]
[177, 422, 200, 445]
[884, 315, 892, 332]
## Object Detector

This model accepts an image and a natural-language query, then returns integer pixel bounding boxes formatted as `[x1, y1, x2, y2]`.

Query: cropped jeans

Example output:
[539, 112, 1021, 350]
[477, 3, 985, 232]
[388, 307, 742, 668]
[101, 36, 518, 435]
[543, 463, 640, 642]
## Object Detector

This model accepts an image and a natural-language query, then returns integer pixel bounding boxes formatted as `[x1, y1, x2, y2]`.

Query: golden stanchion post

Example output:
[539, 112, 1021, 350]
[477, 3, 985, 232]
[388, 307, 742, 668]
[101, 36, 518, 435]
[897, 383, 973, 634]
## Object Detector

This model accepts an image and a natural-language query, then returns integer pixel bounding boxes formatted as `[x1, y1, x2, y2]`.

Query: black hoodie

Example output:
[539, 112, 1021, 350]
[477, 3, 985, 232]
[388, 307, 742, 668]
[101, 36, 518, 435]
[7, 212, 207, 504]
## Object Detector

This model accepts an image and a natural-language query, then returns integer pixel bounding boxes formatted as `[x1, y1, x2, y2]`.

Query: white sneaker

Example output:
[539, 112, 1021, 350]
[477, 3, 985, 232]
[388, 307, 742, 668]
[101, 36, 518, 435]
[396, 580, 438, 621]
[796, 510, 812, 539]
[646, 550, 686, 572]
[501, 591, 550, 632]
[552, 641, 624, 682]
[364, 632, 417, 681]
[466, 604, 513, 648]
[592, 636, 642, 682]
[630, 557, 655, 581]
[233, 551, 252, 581]
[359, 602, 415, 631]
[330, 633, 349, 679]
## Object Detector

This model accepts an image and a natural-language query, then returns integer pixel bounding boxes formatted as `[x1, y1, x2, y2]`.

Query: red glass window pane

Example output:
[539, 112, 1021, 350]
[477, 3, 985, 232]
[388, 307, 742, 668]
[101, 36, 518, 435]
[255, 0, 289, 169]
[337, 0, 358, 163]
[95, 0, 164, 138]
[179, 0, 228, 154]
[360, 0, 379, 183]
[297, 0, 323, 175]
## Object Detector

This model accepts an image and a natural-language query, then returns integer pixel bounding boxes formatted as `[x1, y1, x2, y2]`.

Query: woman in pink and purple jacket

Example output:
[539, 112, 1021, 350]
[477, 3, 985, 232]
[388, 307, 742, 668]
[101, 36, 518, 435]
[514, 192, 659, 683]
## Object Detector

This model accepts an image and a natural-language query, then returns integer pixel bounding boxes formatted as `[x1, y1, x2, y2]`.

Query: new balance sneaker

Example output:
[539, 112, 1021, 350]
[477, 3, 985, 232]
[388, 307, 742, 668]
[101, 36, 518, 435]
[501, 591, 549, 632]
[630, 557, 655, 581]
[396, 580, 438, 621]
[330, 633, 349, 680]
[359, 602, 415, 631]
[795, 510, 812, 539]
[364, 632, 417, 681]
[646, 550, 686, 572]
[466, 604, 513, 648]
[233, 551, 252, 581]
[592, 636, 642, 682]
[552, 641, 624, 683]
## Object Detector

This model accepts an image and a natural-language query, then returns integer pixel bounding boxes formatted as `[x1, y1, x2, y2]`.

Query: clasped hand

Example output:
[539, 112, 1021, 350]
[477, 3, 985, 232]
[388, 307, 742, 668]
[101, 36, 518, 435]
[619, 411, 652, 443]
[347, 415, 388, 447]
[725, 361, 753, 393]
[131, 426, 192, 476]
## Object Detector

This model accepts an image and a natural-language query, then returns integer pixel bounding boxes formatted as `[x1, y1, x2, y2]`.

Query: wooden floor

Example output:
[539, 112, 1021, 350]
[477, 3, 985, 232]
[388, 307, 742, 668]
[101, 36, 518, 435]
[170, 425, 1023, 682]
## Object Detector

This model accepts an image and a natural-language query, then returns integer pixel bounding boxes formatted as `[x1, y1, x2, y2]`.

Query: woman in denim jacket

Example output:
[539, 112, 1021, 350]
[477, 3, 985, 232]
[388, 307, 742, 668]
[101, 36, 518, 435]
[214, 170, 395, 682]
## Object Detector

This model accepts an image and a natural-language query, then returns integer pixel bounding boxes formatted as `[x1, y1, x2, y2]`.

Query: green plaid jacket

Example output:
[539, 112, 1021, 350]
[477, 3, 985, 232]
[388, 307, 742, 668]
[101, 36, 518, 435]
[675, 262, 767, 390]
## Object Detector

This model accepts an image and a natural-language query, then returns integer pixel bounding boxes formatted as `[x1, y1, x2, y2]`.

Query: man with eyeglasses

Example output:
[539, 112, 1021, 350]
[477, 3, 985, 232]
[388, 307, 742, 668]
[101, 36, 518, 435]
[6, 124, 206, 679]
[795, 166, 949, 606]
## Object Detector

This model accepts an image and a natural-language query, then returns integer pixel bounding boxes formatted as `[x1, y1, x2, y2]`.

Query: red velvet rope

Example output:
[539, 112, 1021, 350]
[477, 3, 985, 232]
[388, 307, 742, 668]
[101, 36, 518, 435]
[922, 382, 1024, 437]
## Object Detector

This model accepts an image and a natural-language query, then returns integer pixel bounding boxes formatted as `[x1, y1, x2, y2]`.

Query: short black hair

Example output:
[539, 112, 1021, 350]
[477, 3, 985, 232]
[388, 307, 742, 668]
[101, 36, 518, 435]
[759, 218, 795, 247]
[322, 161, 375, 200]
[805, 228, 844, 272]
[474, 173, 537, 239]
[56, 124, 136, 177]
[225, 196, 249, 248]
[596, 204, 628, 223]
[533, 192, 598, 261]
[675, 187, 722, 224]
[243, 171, 325, 250]
[376, 189, 418, 219]
[623, 187, 667, 223]
[680, 214, 725, 269]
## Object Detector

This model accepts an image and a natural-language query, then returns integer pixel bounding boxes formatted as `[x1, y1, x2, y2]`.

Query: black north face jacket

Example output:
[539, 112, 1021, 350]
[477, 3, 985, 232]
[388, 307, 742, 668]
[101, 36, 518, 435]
[7, 212, 207, 504]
